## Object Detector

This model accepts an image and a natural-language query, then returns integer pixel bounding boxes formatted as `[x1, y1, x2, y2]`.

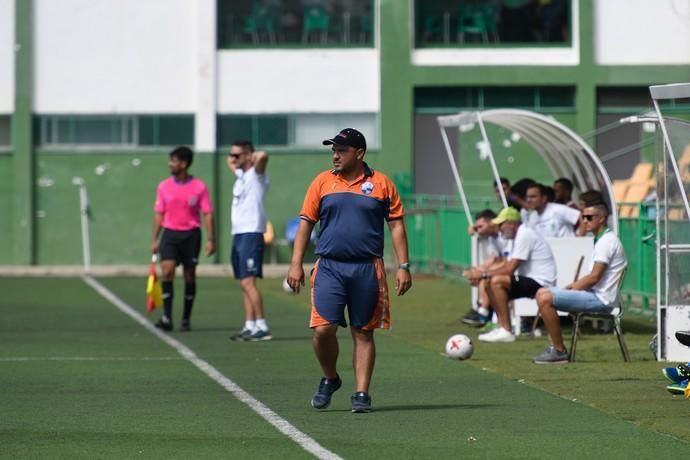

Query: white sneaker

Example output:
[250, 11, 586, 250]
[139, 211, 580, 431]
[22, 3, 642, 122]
[478, 327, 516, 343]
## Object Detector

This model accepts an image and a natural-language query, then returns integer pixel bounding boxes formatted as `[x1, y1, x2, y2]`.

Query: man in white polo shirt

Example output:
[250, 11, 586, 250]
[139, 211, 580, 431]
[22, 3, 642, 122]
[227, 140, 271, 341]
[533, 202, 627, 363]
[521, 183, 581, 238]
[466, 207, 557, 343]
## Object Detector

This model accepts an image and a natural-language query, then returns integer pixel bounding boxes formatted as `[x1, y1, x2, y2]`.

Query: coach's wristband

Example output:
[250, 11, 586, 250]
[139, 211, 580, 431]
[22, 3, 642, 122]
[399, 262, 410, 271]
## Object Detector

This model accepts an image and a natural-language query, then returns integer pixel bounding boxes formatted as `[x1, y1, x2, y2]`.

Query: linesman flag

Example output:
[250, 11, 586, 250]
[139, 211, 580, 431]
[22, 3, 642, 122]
[146, 254, 163, 313]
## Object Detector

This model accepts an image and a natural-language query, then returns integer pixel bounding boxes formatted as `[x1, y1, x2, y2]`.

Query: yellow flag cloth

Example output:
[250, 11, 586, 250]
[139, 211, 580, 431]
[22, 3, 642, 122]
[146, 256, 162, 313]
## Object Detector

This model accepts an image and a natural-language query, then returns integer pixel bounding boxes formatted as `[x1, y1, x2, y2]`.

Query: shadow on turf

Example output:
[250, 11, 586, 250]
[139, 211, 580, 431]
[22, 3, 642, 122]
[370, 403, 496, 412]
[171, 327, 312, 341]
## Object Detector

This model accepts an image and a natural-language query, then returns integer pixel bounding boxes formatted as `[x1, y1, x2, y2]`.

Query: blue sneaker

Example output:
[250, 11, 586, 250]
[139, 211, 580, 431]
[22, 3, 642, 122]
[667, 379, 689, 395]
[350, 392, 372, 413]
[248, 329, 273, 341]
[230, 328, 253, 341]
[662, 363, 690, 384]
[311, 375, 342, 409]
[461, 310, 490, 326]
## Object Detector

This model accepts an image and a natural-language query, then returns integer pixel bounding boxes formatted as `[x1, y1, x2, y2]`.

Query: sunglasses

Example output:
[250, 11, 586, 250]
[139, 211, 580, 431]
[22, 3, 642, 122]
[582, 214, 601, 221]
[229, 153, 241, 159]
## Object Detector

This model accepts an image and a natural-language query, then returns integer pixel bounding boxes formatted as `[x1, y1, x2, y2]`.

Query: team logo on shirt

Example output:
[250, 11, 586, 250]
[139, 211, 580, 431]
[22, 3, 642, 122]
[188, 196, 198, 206]
[361, 181, 374, 195]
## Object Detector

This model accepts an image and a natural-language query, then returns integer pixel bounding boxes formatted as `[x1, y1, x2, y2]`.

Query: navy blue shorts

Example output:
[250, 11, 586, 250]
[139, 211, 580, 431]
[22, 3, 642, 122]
[310, 257, 390, 331]
[231, 233, 264, 279]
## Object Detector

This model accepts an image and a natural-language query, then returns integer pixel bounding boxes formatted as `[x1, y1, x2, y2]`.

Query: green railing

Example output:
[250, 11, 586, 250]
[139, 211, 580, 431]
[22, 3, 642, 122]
[404, 195, 657, 308]
[617, 207, 656, 309]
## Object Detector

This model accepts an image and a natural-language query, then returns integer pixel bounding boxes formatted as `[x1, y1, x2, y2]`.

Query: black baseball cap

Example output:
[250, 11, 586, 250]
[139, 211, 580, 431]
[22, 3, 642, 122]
[322, 128, 367, 150]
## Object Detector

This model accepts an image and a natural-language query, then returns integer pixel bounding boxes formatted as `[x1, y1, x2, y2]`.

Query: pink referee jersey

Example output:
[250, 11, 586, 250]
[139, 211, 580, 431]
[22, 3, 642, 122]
[154, 176, 213, 231]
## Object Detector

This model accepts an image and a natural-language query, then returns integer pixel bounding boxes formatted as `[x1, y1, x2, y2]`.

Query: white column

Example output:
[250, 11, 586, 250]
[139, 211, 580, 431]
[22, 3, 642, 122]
[195, 0, 216, 152]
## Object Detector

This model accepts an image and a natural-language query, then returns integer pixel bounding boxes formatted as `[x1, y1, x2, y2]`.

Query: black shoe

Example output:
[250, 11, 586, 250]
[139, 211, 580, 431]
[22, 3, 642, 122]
[350, 392, 372, 413]
[310, 375, 342, 410]
[154, 316, 173, 332]
[462, 310, 489, 326]
[179, 319, 191, 332]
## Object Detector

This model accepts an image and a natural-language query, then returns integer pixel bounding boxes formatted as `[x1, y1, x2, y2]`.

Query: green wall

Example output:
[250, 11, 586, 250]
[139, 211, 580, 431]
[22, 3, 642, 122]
[28, 150, 358, 264]
[34, 151, 212, 264]
[0, 155, 13, 264]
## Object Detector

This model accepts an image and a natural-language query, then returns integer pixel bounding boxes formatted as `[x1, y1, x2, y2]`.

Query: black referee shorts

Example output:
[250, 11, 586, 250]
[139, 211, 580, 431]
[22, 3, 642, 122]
[159, 228, 201, 267]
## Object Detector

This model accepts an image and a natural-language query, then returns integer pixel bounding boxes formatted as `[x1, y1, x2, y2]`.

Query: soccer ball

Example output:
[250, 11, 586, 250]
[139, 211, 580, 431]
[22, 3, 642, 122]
[282, 277, 296, 294]
[445, 334, 473, 360]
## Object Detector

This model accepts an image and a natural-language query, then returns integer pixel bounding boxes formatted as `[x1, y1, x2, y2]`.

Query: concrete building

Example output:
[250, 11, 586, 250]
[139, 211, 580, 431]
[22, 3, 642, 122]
[2, 0, 688, 264]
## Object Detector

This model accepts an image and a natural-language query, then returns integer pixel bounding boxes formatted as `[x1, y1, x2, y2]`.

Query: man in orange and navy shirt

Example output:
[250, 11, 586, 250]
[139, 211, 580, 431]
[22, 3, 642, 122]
[287, 128, 412, 413]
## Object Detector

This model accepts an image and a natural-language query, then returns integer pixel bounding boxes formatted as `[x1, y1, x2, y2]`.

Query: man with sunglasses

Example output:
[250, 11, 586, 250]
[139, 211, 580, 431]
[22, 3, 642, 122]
[286, 128, 412, 413]
[227, 140, 272, 341]
[533, 203, 627, 364]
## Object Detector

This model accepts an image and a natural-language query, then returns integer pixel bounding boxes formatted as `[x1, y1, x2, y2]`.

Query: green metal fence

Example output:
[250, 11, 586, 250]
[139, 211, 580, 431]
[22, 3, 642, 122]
[404, 195, 657, 308]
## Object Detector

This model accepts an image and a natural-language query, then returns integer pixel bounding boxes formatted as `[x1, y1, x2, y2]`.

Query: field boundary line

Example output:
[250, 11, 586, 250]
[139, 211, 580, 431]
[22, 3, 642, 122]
[0, 356, 180, 362]
[0, 264, 290, 278]
[82, 275, 342, 460]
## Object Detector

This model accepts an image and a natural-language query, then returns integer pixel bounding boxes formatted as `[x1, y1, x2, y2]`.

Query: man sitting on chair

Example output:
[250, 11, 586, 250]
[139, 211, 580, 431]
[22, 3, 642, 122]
[533, 203, 627, 364]
[462, 209, 508, 327]
[466, 207, 557, 343]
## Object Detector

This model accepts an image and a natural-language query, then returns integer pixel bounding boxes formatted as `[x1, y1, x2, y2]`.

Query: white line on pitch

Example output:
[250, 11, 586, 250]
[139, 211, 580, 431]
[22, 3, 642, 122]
[0, 356, 180, 362]
[82, 275, 342, 460]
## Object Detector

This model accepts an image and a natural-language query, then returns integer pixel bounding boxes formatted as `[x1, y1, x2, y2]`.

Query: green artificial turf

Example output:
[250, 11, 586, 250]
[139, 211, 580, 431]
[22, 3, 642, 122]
[1, 276, 689, 459]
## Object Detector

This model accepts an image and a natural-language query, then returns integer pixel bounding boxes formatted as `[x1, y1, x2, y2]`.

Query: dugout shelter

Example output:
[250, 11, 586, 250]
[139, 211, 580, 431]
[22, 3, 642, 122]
[436, 108, 618, 232]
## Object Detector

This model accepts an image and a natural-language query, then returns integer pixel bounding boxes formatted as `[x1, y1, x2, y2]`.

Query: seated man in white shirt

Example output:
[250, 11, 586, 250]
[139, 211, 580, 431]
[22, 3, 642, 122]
[533, 203, 627, 364]
[466, 207, 557, 343]
[521, 183, 581, 238]
[462, 209, 509, 326]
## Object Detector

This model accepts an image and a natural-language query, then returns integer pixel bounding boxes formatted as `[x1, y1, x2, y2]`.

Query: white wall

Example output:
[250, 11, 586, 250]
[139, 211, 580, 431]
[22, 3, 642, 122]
[194, 0, 217, 151]
[34, 0, 196, 113]
[596, 0, 690, 65]
[217, 49, 380, 113]
[0, 0, 14, 113]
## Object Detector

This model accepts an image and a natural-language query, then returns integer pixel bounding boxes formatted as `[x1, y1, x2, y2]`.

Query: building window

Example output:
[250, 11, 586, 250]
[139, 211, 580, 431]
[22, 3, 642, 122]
[414, 86, 576, 113]
[414, 0, 571, 48]
[0, 116, 10, 150]
[35, 115, 195, 148]
[217, 0, 374, 48]
[217, 113, 379, 149]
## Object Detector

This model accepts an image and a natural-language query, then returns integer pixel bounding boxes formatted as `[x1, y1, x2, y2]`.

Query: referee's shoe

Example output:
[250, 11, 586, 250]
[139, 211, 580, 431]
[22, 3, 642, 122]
[154, 316, 173, 332]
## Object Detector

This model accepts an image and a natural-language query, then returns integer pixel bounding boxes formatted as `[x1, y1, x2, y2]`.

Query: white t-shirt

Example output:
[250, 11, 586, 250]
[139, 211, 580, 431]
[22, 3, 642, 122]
[509, 224, 557, 287]
[521, 202, 580, 238]
[589, 230, 627, 305]
[477, 234, 509, 266]
[485, 234, 509, 259]
[231, 167, 268, 235]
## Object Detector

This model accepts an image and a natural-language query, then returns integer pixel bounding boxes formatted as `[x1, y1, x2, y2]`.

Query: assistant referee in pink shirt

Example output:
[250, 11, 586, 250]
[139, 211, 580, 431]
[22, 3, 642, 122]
[151, 146, 215, 332]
